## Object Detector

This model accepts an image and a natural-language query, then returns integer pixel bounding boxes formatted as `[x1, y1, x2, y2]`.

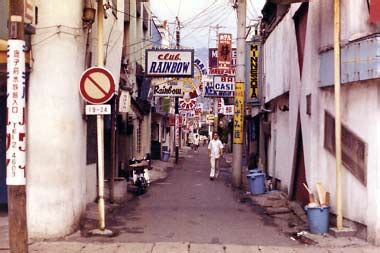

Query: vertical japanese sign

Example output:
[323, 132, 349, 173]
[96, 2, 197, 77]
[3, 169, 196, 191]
[247, 43, 259, 102]
[175, 114, 180, 147]
[6, 40, 26, 185]
[233, 82, 245, 144]
[217, 33, 232, 69]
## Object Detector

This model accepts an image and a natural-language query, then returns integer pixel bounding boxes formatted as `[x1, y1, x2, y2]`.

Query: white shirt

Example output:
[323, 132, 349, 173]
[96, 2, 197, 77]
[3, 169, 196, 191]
[193, 135, 200, 145]
[208, 139, 224, 158]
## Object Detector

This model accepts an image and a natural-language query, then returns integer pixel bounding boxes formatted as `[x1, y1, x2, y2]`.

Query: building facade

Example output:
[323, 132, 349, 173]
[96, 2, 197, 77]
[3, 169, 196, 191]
[260, 0, 380, 244]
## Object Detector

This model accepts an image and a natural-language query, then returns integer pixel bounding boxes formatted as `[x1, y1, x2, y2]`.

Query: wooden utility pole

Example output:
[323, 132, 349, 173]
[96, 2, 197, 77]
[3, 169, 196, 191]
[334, 0, 343, 230]
[232, 0, 246, 188]
[7, 0, 28, 252]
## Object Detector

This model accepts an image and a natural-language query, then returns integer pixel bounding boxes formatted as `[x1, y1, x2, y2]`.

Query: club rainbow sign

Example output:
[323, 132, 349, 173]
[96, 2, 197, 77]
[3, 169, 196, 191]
[146, 49, 194, 77]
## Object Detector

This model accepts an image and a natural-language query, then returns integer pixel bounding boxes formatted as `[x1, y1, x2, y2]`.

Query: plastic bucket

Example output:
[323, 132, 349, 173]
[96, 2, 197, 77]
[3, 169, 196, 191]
[161, 151, 170, 162]
[249, 172, 265, 195]
[306, 206, 330, 234]
[249, 169, 262, 174]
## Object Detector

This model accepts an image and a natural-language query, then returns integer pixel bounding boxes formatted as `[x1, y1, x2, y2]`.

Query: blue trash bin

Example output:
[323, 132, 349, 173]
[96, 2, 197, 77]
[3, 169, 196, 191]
[249, 172, 266, 195]
[306, 206, 330, 234]
[161, 151, 170, 162]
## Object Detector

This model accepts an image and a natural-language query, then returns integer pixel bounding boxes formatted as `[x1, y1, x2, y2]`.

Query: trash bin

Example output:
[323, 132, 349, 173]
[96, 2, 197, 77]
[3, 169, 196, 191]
[248, 172, 266, 195]
[249, 168, 262, 174]
[161, 151, 170, 162]
[306, 206, 330, 234]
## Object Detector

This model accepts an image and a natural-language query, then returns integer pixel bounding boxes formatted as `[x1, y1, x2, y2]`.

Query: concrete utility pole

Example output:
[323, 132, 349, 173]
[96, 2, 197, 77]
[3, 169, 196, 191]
[232, 0, 246, 188]
[95, 0, 107, 233]
[334, 0, 343, 230]
[7, 0, 28, 252]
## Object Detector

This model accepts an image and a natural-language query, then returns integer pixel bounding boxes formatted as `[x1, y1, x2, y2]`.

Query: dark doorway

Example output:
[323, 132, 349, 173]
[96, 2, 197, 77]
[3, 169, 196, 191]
[292, 130, 309, 206]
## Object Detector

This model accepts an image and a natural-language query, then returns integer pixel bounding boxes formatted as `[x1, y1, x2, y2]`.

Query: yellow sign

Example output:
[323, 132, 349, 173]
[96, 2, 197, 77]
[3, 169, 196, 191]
[248, 44, 259, 100]
[233, 82, 245, 144]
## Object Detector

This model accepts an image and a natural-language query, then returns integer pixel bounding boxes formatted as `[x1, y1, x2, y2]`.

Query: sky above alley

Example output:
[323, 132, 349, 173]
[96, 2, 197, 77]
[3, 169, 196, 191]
[150, 0, 266, 49]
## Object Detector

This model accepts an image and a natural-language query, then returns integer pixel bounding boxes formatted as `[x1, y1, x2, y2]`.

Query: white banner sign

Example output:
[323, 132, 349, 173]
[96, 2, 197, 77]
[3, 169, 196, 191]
[6, 40, 26, 185]
[119, 90, 130, 113]
[213, 75, 235, 92]
[146, 49, 194, 77]
[153, 81, 183, 97]
[223, 105, 235, 115]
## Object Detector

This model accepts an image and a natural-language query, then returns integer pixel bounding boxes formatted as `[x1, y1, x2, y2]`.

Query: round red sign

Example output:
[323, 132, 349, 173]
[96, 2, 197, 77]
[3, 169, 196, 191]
[79, 67, 115, 105]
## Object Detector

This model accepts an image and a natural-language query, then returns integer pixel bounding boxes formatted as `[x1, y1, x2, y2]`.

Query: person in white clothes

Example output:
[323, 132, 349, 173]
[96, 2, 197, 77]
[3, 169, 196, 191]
[208, 132, 224, 180]
[193, 134, 200, 151]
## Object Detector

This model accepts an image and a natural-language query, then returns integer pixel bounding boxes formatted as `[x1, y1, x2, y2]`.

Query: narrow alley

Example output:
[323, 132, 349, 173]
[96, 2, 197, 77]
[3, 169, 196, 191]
[105, 147, 297, 245]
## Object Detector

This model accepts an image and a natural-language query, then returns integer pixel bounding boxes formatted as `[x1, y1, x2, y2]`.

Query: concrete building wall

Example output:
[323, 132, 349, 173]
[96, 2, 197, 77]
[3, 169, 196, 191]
[27, 0, 87, 238]
[27, 0, 124, 238]
[263, 0, 380, 244]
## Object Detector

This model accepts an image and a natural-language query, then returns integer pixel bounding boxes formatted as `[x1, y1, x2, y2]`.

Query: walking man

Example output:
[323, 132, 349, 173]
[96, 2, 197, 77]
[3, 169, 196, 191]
[208, 132, 224, 180]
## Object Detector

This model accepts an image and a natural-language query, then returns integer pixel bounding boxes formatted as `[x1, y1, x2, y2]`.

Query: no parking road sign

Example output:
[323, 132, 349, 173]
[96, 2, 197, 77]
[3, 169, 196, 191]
[79, 67, 115, 104]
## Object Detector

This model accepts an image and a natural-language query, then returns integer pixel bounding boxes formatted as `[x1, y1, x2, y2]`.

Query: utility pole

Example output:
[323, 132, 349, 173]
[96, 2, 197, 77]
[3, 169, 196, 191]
[334, 0, 343, 230]
[7, 0, 28, 252]
[232, 0, 246, 188]
[175, 16, 180, 163]
[209, 24, 226, 134]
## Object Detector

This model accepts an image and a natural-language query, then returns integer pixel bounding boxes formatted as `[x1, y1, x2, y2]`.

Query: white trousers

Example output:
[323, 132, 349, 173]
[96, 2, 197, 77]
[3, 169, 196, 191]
[210, 157, 220, 178]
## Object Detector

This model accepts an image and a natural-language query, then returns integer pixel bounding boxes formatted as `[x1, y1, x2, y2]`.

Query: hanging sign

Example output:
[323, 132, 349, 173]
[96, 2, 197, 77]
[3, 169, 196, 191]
[146, 49, 194, 77]
[223, 105, 235, 115]
[213, 75, 235, 92]
[217, 33, 232, 69]
[179, 98, 197, 111]
[246, 42, 260, 103]
[233, 82, 245, 144]
[119, 90, 130, 113]
[209, 48, 237, 68]
[175, 114, 180, 147]
[204, 79, 234, 98]
[6, 40, 26, 185]
[153, 80, 183, 97]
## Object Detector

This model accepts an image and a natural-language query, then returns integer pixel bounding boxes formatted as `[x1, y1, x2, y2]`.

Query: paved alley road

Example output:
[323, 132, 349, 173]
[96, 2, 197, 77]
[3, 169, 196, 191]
[108, 147, 298, 246]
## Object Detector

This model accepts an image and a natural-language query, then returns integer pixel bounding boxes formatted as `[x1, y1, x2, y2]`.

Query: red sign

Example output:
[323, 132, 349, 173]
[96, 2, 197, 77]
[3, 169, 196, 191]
[370, 0, 380, 24]
[79, 67, 115, 105]
[209, 48, 237, 69]
[217, 33, 232, 69]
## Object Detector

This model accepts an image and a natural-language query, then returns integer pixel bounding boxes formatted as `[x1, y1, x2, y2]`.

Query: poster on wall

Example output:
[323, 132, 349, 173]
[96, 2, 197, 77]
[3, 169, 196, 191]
[245, 42, 260, 103]
[146, 49, 194, 77]
[217, 33, 232, 69]
[6, 40, 27, 185]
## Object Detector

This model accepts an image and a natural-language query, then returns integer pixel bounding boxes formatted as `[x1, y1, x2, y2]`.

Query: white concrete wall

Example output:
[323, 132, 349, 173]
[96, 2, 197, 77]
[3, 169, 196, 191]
[27, 0, 124, 238]
[27, 0, 87, 238]
[263, 0, 380, 244]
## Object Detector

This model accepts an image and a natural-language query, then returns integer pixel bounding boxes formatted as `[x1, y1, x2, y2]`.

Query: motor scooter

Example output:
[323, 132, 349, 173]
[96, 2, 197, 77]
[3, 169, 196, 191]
[127, 155, 151, 195]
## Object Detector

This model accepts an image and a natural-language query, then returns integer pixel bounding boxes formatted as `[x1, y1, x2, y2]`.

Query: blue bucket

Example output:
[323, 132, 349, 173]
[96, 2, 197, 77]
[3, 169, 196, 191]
[249, 172, 265, 195]
[306, 206, 330, 234]
[161, 151, 170, 162]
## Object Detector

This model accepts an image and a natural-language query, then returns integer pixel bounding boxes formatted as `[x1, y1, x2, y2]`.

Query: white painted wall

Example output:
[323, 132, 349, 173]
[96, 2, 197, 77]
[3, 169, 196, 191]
[27, 0, 125, 238]
[263, 0, 380, 244]
[27, 0, 87, 238]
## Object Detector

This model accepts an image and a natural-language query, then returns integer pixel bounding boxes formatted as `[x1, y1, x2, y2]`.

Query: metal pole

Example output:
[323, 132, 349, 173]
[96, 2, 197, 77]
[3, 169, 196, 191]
[97, 0, 106, 230]
[232, 0, 246, 188]
[7, 1, 28, 252]
[334, 0, 343, 230]
[214, 98, 218, 133]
